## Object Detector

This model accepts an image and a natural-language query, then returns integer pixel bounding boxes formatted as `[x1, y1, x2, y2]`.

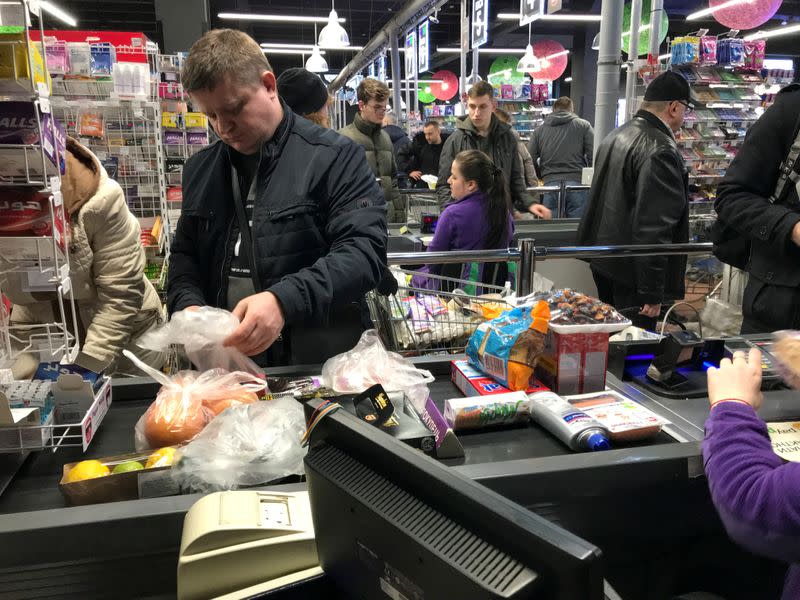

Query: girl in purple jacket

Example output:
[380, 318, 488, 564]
[410, 150, 514, 290]
[704, 348, 800, 599]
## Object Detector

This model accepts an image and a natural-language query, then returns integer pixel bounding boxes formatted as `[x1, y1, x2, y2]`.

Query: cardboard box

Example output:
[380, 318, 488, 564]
[0, 102, 66, 177]
[52, 373, 110, 425]
[451, 359, 549, 397]
[536, 331, 610, 395]
[0, 404, 52, 450]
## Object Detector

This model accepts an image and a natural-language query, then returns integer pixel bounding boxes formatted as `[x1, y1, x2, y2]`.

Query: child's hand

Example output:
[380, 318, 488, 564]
[707, 348, 763, 410]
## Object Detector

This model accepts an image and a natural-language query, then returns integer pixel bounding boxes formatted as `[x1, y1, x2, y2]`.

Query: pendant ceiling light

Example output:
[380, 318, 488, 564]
[318, 1, 350, 48]
[306, 24, 329, 72]
[517, 25, 541, 72]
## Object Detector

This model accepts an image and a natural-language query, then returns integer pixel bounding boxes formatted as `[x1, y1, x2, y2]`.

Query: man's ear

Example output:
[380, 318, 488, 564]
[261, 70, 277, 93]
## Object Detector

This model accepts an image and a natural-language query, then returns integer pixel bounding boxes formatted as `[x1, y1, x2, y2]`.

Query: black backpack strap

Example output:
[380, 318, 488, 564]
[769, 110, 800, 205]
[230, 163, 263, 292]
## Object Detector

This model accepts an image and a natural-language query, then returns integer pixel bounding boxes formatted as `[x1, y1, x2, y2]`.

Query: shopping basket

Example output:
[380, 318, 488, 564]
[367, 268, 513, 357]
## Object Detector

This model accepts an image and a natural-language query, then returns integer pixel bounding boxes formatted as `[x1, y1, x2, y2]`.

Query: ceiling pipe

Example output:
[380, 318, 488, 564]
[327, 0, 450, 91]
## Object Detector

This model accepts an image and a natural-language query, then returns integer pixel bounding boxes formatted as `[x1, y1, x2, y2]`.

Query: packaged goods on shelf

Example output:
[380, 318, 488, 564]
[0, 101, 66, 177]
[0, 30, 51, 94]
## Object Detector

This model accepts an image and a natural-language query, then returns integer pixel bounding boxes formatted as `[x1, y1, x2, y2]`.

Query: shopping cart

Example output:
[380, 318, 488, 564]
[403, 191, 441, 227]
[367, 268, 513, 357]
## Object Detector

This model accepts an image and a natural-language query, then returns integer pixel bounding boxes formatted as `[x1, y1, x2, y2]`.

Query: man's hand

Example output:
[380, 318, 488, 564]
[223, 291, 285, 356]
[792, 221, 800, 246]
[640, 303, 661, 318]
[409, 170, 423, 180]
[707, 348, 763, 410]
[528, 204, 552, 220]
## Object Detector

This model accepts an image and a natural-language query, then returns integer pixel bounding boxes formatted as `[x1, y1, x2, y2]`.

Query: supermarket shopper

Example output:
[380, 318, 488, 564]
[527, 97, 594, 218]
[168, 29, 387, 365]
[339, 78, 404, 223]
[411, 150, 513, 291]
[494, 108, 538, 188]
[5, 139, 164, 377]
[408, 120, 449, 189]
[703, 347, 800, 600]
[382, 112, 413, 186]
[578, 71, 691, 330]
[715, 84, 800, 333]
[276, 67, 330, 128]
[437, 81, 551, 220]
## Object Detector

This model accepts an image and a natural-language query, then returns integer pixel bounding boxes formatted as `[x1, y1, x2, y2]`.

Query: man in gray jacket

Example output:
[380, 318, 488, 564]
[437, 81, 551, 219]
[528, 97, 593, 218]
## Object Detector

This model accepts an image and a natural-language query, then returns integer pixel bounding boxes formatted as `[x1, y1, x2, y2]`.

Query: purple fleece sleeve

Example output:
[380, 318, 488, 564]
[703, 402, 800, 563]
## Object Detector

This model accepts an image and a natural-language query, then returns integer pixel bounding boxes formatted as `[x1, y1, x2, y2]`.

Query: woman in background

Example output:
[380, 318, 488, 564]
[277, 67, 331, 128]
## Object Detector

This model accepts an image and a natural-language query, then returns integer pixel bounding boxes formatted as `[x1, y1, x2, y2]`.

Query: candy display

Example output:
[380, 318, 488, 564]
[699, 37, 717, 65]
[529, 289, 629, 329]
[466, 302, 551, 391]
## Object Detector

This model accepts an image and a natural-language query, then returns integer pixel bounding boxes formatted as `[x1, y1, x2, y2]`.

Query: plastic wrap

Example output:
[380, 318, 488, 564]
[321, 330, 435, 412]
[170, 398, 307, 493]
[136, 306, 263, 375]
[770, 331, 800, 390]
[524, 289, 631, 333]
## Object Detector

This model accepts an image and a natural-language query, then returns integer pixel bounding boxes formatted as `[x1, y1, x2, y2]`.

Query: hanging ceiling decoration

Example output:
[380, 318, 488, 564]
[430, 70, 458, 101]
[621, 0, 670, 56]
[527, 40, 569, 81]
[489, 55, 526, 86]
[709, 0, 782, 30]
[418, 83, 437, 103]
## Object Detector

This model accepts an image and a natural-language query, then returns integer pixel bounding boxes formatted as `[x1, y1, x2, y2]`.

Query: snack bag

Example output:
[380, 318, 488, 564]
[700, 36, 717, 65]
[466, 301, 550, 391]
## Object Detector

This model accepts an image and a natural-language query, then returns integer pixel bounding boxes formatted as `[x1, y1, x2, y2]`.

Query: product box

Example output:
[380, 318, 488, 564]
[0, 32, 52, 94]
[0, 403, 52, 450]
[411, 395, 464, 459]
[52, 373, 110, 425]
[59, 447, 178, 506]
[501, 84, 514, 99]
[0, 102, 66, 178]
[0, 189, 68, 262]
[536, 331, 610, 395]
[451, 359, 548, 397]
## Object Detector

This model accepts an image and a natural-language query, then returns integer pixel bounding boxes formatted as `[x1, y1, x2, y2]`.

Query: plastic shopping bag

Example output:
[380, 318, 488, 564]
[136, 306, 263, 375]
[171, 398, 307, 493]
[321, 329, 435, 412]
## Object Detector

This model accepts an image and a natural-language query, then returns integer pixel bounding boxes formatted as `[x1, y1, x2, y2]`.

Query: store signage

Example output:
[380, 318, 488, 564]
[547, 0, 563, 14]
[471, 0, 489, 48]
[378, 54, 387, 82]
[418, 19, 430, 74]
[405, 30, 417, 79]
[368, 61, 376, 78]
[520, 0, 545, 26]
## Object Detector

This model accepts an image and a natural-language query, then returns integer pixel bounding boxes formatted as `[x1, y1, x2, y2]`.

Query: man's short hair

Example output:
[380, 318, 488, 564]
[357, 78, 390, 104]
[467, 81, 495, 100]
[639, 100, 671, 113]
[553, 96, 574, 112]
[423, 120, 440, 129]
[182, 29, 271, 93]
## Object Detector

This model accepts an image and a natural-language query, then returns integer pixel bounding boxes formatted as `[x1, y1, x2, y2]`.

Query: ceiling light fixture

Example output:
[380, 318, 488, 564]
[318, 1, 350, 48]
[39, 1, 77, 27]
[263, 48, 327, 55]
[218, 12, 345, 23]
[306, 24, 328, 72]
[686, 0, 753, 21]
[564, 77, 573, 82]
[517, 24, 541, 72]
[497, 12, 601, 22]
[745, 22, 800, 39]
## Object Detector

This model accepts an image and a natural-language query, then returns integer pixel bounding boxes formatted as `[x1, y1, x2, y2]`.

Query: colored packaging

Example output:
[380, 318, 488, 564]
[0, 31, 52, 94]
[0, 102, 66, 176]
[90, 43, 115, 77]
[78, 110, 104, 138]
[700, 36, 717, 65]
[536, 330, 611, 395]
[466, 301, 550, 391]
[444, 391, 531, 431]
[565, 390, 670, 442]
[451, 359, 549, 397]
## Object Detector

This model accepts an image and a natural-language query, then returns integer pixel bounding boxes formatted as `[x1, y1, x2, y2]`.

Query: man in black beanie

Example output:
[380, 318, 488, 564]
[578, 70, 692, 330]
[277, 67, 331, 127]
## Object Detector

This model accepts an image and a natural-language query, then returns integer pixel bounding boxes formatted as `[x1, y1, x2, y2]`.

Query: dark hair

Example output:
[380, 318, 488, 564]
[467, 81, 495, 100]
[423, 120, 440, 129]
[453, 150, 511, 249]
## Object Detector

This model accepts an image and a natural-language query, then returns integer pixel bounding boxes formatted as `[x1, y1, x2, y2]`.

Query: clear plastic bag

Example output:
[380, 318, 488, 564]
[170, 398, 307, 493]
[124, 351, 266, 452]
[136, 306, 263, 375]
[321, 329, 435, 412]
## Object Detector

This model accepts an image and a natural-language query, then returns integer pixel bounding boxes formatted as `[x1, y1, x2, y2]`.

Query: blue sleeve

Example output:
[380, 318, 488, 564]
[703, 402, 800, 563]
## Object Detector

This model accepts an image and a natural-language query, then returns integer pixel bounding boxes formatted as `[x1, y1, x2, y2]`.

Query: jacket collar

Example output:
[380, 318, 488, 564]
[452, 190, 487, 204]
[354, 112, 382, 137]
[61, 137, 102, 215]
[634, 109, 675, 139]
[457, 114, 508, 138]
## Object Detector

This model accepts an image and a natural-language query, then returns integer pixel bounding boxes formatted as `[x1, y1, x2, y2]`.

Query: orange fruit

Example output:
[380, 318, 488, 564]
[65, 460, 110, 483]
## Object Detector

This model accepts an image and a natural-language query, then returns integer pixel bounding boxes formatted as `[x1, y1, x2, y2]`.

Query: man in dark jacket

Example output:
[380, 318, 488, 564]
[382, 112, 413, 182]
[716, 85, 800, 333]
[408, 120, 449, 188]
[167, 29, 387, 365]
[339, 78, 403, 223]
[577, 71, 691, 329]
[528, 97, 594, 218]
[437, 81, 551, 219]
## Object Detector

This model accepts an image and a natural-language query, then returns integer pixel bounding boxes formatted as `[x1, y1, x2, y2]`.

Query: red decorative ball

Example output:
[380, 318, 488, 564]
[430, 70, 458, 101]
[527, 40, 568, 82]
[710, 0, 782, 30]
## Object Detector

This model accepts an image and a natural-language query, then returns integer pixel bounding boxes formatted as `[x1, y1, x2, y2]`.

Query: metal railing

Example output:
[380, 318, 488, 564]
[387, 240, 714, 296]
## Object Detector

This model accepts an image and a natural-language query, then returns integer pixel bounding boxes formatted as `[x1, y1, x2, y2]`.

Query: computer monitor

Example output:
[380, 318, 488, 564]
[304, 406, 604, 600]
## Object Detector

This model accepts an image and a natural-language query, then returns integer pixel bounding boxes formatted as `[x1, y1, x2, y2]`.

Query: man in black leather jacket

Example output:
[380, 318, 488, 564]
[716, 85, 800, 333]
[578, 72, 690, 329]
[167, 29, 387, 365]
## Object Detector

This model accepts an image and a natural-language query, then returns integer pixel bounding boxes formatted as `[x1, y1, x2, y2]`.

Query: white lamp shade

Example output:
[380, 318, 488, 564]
[318, 9, 350, 48]
[305, 46, 328, 72]
[517, 45, 540, 71]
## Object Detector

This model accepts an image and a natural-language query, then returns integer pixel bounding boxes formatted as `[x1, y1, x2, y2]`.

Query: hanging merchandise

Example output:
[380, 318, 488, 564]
[744, 40, 766, 70]
[318, 2, 350, 48]
[528, 40, 569, 82]
[430, 69, 458, 101]
[717, 37, 746, 67]
[700, 36, 718, 65]
[621, 0, 670, 57]
[708, 0, 782, 30]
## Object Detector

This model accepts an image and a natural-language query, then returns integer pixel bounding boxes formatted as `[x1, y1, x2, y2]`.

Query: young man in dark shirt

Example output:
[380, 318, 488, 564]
[408, 120, 449, 187]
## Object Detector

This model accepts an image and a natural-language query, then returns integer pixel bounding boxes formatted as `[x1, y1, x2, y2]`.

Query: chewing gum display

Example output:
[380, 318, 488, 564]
[466, 301, 550, 391]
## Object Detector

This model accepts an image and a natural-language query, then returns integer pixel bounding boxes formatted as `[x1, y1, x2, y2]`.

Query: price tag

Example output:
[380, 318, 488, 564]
[38, 97, 50, 114]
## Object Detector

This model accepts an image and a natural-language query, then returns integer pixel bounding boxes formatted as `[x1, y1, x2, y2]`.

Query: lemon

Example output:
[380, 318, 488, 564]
[111, 461, 144, 475]
[65, 460, 110, 483]
[145, 446, 176, 468]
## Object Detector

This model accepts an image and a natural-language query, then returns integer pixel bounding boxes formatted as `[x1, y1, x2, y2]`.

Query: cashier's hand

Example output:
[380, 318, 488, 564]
[640, 304, 661, 318]
[707, 348, 763, 410]
[224, 292, 285, 356]
[409, 170, 423, 181]
[528, 204, 552, 220]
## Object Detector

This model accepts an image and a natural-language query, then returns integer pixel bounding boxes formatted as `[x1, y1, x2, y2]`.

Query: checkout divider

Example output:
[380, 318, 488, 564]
[0, 241, 788, 600]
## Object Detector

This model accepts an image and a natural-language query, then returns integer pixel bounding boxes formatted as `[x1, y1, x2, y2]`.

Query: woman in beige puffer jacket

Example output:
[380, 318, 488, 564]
[4, 138, 164, 376]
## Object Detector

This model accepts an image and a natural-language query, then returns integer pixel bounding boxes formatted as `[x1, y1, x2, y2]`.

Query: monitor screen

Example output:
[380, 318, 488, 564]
[304, 406, 604, 599]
